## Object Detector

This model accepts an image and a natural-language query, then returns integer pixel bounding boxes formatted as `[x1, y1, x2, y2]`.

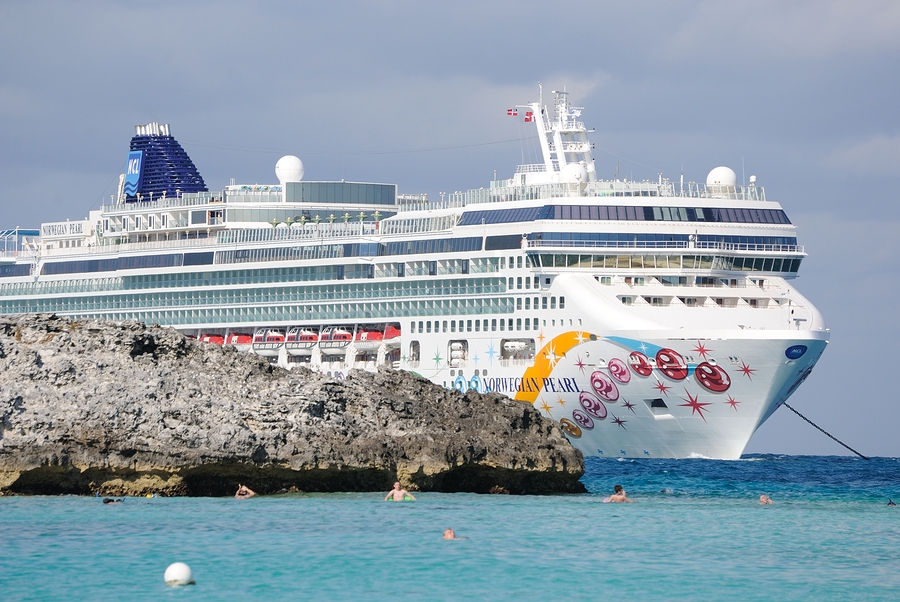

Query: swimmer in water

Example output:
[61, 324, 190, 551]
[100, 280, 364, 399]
[102, 497, 124, 504]
[385, 481, 416, 501]
[235, 485, 256, 499]
[443, 528, 467, 540]
[889, 499, 897, 507]
[759, 494, 773, 505]
[603, 484, 635, 503]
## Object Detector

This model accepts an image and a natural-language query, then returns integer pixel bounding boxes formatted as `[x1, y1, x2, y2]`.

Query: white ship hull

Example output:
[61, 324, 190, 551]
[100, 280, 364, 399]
[402, 328, 826, 459]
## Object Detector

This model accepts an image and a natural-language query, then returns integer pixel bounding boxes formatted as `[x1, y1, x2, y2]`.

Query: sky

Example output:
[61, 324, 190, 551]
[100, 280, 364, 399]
[2, 0, 898, 457]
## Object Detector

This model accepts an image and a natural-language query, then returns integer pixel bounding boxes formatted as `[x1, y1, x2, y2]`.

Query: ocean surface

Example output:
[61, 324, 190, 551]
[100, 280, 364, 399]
[2, 455, 899, 601]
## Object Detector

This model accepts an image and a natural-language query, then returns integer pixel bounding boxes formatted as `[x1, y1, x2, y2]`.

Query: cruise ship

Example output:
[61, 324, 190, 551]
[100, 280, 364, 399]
[0, 90, 828, 459]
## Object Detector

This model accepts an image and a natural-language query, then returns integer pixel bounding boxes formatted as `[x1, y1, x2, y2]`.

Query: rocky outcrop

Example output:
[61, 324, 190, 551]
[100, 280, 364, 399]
[0, 314, 584, 496]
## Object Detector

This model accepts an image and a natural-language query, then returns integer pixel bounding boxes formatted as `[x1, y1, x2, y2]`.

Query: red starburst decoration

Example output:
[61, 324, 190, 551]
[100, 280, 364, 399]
[693, 341, 712, 359]
[622, 400, 636, 413]
[725, 395, 740, 411]
[679, 389, 712, 422]
[739, 361, 756, 379]
[654, 379, 672, 397]
[612, 415, 627, 429]
[574, 356, 587, 373]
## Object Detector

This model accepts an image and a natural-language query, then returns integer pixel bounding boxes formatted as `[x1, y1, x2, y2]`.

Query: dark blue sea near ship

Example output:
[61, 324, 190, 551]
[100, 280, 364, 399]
[2, 454, 899, 600]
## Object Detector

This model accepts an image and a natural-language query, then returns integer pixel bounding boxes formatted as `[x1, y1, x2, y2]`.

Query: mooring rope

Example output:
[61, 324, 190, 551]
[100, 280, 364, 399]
[783, 402, 869, 460]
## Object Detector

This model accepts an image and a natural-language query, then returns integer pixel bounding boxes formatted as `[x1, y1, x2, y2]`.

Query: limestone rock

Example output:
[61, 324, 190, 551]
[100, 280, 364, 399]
[0, 314, 585, 496]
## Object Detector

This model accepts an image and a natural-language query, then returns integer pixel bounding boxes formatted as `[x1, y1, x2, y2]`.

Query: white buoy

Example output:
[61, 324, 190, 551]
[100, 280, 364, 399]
[164, 562, 195, 586]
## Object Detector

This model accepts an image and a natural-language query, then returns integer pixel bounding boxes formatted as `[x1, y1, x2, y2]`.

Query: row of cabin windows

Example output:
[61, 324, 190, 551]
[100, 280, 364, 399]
[620, 296, 769, 307]
[510, 276, 547, 289]
[501, 256, 528, 269]
[500, 255, 530, 270]
[410, 317, 543, 334]
[514, 296, 566, 310]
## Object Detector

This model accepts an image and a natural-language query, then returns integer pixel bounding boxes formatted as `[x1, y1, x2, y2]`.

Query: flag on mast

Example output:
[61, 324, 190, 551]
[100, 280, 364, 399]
[507, 108, 518, 116]
[524, 111, 534, 122]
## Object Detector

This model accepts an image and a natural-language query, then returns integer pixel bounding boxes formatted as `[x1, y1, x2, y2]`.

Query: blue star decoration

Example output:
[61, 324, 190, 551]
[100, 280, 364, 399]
[485, 342, 497, 364]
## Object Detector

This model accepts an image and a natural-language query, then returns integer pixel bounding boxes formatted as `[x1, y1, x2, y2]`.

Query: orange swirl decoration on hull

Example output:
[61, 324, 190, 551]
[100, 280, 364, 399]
[514, 331, 596, 404]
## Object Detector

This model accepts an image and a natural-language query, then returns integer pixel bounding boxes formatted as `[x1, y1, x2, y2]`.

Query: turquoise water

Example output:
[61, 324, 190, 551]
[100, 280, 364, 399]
[2, 455, 899, 600]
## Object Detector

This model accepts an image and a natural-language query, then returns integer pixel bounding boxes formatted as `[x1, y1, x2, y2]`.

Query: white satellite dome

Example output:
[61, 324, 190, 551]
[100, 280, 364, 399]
[275, 155, 304, 184]
[562, 162, 588, 183]
[706, 166, 737, 188]
[561, 162, 589, 191]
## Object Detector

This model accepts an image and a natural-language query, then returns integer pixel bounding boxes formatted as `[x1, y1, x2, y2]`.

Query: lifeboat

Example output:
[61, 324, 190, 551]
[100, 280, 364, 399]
[383, 324, 401, 348]
[319, 326, 352, 350]
[252, 328, 285, 357]
[225, 332, 253, 350]
[353, 327, 384, 351]
[200, 334, 225, 345]
[286, 327, 318, 356]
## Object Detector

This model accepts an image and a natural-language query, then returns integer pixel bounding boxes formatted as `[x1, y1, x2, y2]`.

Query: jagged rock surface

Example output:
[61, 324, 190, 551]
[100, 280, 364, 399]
[0, 314, 584, 496]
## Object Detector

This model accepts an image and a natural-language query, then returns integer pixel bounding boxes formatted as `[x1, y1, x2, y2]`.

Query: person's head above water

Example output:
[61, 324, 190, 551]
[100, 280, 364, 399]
[614, 485, 624, 494]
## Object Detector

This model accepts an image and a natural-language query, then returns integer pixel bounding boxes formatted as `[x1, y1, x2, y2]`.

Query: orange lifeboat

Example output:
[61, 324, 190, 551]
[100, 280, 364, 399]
[225, 333, 253, 348]
[383, 324, 401, 348]
[319, 326, 352, 350]
[252, 328, 285, 357]
[354, 327, 384, 351]
[286, 327, 318, 356]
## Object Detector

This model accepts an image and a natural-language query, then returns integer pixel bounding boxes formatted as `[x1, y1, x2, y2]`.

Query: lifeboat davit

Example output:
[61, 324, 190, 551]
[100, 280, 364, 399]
[252, 328, 285, 357]
[286, 327, 318, 356]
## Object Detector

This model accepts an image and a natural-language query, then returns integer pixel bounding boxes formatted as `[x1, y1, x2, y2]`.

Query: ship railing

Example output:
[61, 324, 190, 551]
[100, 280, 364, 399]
[402, 181, 768, 211]
[38, 236, 218, 257]
[526, 240, 804, 253]
[216, 223, 380, 244]
[39, 222, 384, 257]
[696, 242, 804, 253]
[514, 164, 550, 174]
[525, 240, 690, 250]
[100, 192, 225, 213]
[398, 198, 468, 211]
